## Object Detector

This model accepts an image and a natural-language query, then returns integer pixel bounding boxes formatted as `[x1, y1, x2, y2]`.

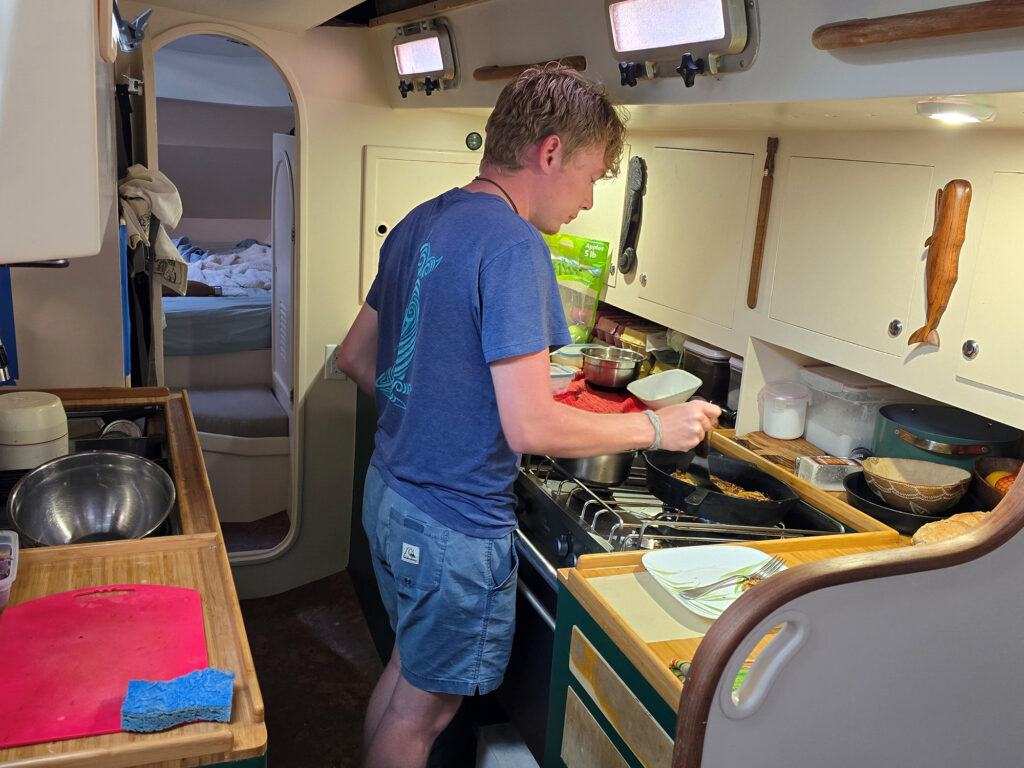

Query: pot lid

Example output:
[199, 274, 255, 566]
[879, 403, 1021, 443]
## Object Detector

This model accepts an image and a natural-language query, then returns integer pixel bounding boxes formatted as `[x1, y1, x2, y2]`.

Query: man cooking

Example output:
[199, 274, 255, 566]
[336, 63, 720, 768]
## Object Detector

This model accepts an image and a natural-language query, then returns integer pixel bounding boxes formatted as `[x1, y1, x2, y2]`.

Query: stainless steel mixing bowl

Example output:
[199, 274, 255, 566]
[7, 450, 175, 546]
[579, 346, 645, 389]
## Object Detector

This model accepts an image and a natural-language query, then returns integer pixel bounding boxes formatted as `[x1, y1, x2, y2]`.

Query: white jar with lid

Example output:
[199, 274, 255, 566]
[0, 392, 69, 470]
[760, 380, 811, 440]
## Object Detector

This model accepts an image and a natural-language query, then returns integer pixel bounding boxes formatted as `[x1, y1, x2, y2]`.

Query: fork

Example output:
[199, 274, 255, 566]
[677, 556, 786, 600]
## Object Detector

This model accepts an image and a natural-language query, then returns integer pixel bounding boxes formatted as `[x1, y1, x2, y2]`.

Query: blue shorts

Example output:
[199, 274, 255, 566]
[363, 464, 519, 696]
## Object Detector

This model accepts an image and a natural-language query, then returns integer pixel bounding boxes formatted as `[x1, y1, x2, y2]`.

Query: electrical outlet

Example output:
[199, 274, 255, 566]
[324, 344, 347, 381]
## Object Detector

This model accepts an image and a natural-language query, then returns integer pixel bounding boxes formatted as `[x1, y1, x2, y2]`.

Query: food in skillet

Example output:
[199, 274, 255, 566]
[671, 470, 771, 502]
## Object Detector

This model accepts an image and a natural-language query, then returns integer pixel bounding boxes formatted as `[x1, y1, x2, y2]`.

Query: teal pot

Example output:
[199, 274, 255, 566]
[872, 404, 1022, 472]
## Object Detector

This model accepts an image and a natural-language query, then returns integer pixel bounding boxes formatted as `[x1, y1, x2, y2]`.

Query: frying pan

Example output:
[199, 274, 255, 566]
[642, 450, 799, 527]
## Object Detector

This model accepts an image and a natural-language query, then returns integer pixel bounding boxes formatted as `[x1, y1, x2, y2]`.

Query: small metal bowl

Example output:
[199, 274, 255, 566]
[579, 346, 645, 389]
[7, 450, 175, 546]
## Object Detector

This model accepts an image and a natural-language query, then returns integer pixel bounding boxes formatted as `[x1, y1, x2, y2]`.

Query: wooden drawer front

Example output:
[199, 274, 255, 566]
[561, 686, 631, 768]
[569, 626, 673, 768]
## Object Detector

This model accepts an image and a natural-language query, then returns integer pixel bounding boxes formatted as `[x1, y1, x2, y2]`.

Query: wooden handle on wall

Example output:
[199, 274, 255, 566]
[746, 137, 779, 310]
[473, 56, 587, 82]
[812, 0, 1024, 50]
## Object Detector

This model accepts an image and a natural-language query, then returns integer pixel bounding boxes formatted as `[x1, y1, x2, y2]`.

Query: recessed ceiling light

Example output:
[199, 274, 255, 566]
[916, 99, 995, 124]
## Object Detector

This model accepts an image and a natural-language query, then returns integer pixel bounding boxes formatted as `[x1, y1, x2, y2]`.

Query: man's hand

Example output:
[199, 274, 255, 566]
[656, 400, 721, 452]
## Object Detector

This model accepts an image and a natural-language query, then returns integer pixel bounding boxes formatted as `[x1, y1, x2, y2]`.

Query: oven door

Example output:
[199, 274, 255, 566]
[496, 527, 558, 763]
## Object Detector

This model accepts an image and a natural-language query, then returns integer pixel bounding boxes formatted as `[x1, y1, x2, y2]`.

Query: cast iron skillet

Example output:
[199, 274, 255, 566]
[642, 450, 799, 527]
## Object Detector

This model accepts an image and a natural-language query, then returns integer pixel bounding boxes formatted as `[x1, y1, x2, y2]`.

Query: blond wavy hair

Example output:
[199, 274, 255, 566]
[481, 63, 627, 177]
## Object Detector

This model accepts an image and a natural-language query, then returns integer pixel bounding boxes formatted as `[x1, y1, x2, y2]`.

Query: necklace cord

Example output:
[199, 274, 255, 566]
[473, 176, 519, 215]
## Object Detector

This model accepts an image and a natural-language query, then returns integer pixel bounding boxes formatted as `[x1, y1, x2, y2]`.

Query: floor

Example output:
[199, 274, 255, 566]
[239, 570, 539, 768]
[222, 509, 291, 552]
[239, 569, 382, 767]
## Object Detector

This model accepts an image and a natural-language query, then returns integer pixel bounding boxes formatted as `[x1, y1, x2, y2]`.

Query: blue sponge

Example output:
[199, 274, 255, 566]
[121, 668, 235, 733]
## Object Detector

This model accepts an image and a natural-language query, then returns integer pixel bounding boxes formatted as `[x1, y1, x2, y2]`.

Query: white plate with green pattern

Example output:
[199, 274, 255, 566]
[642, 545, 784, 620]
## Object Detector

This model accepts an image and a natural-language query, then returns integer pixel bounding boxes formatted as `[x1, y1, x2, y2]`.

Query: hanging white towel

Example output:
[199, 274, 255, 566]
[118, 165, 188, 295]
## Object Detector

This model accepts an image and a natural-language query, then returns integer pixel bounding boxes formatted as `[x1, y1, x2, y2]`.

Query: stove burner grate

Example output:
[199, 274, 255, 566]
[519, 454, 845, 556]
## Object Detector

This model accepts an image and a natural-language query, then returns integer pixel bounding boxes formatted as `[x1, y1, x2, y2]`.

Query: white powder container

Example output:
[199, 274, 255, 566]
[761, 380, 811, 440]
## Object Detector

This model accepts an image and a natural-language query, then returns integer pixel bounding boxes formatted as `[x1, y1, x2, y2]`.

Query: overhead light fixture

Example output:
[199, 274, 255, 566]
[605, 0, 758, 88]
[392, 18, 458, 98]
[916, 98, 995, 124]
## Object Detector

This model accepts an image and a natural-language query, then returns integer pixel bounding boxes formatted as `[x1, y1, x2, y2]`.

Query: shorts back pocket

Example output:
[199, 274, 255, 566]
[389, 509, 448, 592]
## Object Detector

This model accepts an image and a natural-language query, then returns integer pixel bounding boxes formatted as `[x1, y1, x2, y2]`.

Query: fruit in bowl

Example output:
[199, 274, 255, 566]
[985, 470, 1014, 486]
[995, 475, 1016, 495]
[990, 465, 1021, 495]
[973, 457, 1023, 509]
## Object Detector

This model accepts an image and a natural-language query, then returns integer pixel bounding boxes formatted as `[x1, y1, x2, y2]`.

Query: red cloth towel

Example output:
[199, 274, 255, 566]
[554, 372, 646, 414]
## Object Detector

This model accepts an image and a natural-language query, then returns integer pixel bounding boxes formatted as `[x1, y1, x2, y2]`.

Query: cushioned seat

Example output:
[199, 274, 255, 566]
[185, 387, 288, 438]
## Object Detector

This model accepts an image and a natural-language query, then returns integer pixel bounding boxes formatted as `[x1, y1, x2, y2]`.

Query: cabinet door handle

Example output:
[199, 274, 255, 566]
[747, 137, 779, 309]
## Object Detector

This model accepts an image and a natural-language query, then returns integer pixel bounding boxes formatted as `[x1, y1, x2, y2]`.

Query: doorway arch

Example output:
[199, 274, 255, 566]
[147, 24, 303, 567]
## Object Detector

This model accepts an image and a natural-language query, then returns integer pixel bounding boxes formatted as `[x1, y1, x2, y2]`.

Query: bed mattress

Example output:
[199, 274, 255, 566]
[163, 295, 272, 356]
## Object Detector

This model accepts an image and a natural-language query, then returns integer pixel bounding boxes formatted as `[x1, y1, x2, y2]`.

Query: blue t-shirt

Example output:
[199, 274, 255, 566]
[366, 188, 571, 537]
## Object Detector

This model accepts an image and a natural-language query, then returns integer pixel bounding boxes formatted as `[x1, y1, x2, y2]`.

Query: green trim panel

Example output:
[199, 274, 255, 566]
[544, 583, 677, 767]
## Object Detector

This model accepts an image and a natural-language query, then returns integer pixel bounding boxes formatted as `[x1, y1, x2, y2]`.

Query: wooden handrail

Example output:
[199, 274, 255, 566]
[812, 0, 1024, 50]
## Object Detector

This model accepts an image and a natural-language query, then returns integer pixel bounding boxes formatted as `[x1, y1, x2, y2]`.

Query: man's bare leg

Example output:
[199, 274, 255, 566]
[364, 643, 403, 748]
[363, 668, 462, 768]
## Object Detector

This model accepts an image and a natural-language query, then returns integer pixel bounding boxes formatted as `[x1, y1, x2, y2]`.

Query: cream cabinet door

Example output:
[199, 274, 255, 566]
[635, 147, 754, 329]
[955, 171, 1024, 398]
[360, 146, 480, 300]
[768, 156, 935, 354]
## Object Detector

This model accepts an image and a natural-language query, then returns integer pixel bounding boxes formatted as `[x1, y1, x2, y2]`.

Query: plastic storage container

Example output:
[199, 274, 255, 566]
[682, 340, 731, 405]
[727, 356, 744, 411]
[0, 530, 20, 610]
[761, 380, 811, 440]
[550, 363, 576, 394]
[0, 391, 69, 471]
[550, 344, 588, 369]
[799, 364, 902, 456]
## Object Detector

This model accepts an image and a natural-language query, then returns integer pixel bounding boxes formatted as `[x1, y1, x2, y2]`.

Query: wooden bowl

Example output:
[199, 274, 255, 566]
[862, 457, 971, 516]
[971, 456, 1023, 510]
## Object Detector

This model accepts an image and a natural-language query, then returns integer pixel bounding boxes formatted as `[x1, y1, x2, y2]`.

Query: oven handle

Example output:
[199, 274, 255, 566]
[517, 577, 555, 632]
[513, 528, 558, 588]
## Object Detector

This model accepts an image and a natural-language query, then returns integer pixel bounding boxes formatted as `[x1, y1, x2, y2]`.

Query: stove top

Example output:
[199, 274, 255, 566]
[515, 453, 846, 569]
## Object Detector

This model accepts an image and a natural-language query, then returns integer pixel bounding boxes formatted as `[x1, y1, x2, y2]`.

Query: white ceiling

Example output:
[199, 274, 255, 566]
[145, 0, 363, 33]
[156, 35, 291, 107]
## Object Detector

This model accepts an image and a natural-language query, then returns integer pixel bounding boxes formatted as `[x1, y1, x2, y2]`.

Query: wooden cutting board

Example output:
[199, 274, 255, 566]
[722, 430, 826, 473]
[0, 584, 208, 748]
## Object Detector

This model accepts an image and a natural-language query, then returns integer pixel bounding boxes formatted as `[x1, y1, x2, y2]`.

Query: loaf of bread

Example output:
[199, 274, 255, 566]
[912, 511, 987, 545]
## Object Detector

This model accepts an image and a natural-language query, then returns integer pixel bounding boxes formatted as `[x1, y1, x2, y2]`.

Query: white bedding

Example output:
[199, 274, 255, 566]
[186, 242, 273, 296]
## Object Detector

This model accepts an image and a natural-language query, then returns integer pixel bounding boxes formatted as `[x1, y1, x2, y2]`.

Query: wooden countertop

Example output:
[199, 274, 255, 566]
[559, 428, 906, 711]
[0, 388, 266, 768]
[560, 539, 902, 711]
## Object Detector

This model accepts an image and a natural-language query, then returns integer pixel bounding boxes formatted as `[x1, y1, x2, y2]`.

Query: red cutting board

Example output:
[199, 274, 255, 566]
[0, 584, 208, 748]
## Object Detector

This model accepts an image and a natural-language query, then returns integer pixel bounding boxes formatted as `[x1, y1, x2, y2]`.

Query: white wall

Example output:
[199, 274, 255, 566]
[157, 98, 294, 244]
[371, 0, 1024, 111]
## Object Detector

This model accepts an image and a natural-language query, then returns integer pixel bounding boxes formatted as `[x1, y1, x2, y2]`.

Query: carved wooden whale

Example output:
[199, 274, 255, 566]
[908, 178, 972, 348]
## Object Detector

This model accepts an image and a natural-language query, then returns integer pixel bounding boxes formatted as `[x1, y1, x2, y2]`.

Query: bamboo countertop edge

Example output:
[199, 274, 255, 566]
[1, 389, 266, 766]
[556, 430, 907, 712]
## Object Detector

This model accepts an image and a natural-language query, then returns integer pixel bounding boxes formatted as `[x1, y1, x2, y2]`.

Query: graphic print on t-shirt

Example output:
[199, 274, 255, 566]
[376, 242, 442, 409]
